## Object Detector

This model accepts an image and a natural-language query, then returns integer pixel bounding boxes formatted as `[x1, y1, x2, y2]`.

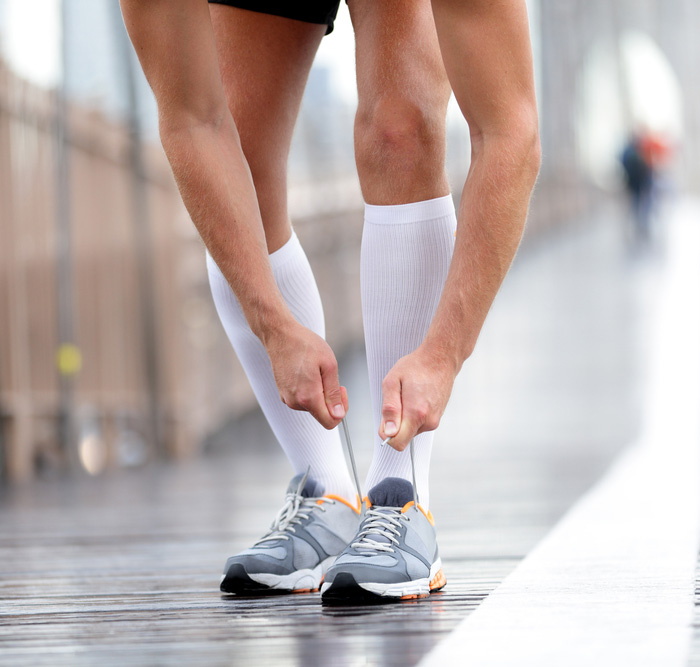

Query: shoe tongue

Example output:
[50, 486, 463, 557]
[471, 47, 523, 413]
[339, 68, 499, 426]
[367, 477, 414, 508]
[287, 473, 324, 498]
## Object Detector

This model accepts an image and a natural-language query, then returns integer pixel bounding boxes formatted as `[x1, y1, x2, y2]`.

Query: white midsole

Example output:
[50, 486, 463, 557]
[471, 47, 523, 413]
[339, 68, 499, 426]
[242, 555, 335, 591]
[321, 557, 442, 598]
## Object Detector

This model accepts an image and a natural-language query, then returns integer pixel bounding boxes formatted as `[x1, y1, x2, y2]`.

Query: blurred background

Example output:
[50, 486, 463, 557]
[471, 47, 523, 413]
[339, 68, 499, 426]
[0, 0, 697, 482]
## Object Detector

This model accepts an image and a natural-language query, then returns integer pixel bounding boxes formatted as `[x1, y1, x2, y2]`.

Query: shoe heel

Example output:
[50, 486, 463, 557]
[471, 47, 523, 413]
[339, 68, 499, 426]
[429, 568, 446, 592]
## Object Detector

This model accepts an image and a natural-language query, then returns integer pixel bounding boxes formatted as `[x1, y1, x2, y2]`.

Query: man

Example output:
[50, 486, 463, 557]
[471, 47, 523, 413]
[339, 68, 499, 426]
[120, 0, 540, 603]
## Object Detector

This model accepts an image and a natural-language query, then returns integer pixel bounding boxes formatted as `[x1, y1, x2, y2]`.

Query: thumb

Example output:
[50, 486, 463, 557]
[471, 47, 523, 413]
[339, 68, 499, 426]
[321, 359, 346, 421]
[340, 385, 349, 415]
[380, 373, 402, 441]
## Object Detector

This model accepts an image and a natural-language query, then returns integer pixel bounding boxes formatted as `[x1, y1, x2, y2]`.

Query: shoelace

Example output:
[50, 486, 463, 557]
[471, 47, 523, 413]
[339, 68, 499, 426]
[341, 417, 420, 508]
[255, 416, 419, 548]
[342, 418, 420, 556]
[341, 417, 363, 505]
[256, 470, 335, 544]
[254, 413, 363, 547]
[350, 507, 407, 554]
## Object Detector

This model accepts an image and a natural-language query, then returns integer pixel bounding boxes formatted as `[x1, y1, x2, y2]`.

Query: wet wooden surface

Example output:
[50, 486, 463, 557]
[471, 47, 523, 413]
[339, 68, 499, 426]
[1, 214, 656, 666]
[0, 448, 616, 667]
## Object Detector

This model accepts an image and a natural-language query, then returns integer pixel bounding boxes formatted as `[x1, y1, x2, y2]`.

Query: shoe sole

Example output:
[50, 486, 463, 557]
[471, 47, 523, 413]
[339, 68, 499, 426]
[221, 556, 334, 595]
[321, 558, 445, 604]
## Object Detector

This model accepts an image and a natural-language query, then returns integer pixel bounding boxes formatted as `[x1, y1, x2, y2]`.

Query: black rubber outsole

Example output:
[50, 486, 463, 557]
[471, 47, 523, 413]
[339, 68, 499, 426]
[321, 573, 397, 606]
[220, 563, 291, 597]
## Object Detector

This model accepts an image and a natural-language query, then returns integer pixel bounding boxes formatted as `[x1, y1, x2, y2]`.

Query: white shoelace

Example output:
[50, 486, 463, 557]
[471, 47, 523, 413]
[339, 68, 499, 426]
[341, 417, 419, 507]
[255, 417, 418, 549]
[350, 507, 408, 554]
[256, 470, 335, 544]
[256, 495, 332, 544]
[341, 417, 364, 504]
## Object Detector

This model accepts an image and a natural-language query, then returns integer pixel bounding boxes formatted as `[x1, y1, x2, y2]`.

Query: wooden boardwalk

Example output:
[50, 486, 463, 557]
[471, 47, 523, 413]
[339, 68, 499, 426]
[1, 212, 657, 666]
[0, 441, 615, 667]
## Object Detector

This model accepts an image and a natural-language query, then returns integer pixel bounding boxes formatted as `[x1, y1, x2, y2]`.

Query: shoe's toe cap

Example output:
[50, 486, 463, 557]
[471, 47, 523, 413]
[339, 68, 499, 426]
[325, 560, 406, 587]
[223, 549, 291, 578]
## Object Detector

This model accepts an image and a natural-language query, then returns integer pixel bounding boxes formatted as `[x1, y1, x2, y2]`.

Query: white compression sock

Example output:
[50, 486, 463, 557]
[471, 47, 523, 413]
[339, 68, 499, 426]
[361, 195, 457, 509]
[207, 231, 356, 501]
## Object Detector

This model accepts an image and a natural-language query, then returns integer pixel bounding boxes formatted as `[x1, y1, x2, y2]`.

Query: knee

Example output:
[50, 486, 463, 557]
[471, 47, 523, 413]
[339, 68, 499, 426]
[355, 96, 446, 176]
[158, 99, 234, 164]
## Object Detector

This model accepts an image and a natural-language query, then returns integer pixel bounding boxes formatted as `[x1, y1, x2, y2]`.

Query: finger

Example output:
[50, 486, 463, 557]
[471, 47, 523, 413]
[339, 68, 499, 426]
[296, 390, 337, 430]
[281, 376, 336, 429]
[386, 387, 426, 451]
[386, 414, 418, 452]
[321, 359, 346, 422]
[415, 411, 442, 435]
[340, 385, 349, 415]
[380, 373, 402, 443]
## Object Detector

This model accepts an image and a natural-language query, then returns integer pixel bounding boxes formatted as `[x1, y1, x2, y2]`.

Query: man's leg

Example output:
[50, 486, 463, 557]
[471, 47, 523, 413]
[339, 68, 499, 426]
[207, 6, 355, 501]
[350, 0, 455, 509]
[323, 0, 540, 603]
[207, 6, 362, 596]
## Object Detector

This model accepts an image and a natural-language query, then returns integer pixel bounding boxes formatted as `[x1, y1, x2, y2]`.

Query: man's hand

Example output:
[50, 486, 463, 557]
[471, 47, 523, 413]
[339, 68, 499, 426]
[379, 345, 458, 451]
[264, 321, 348, 430]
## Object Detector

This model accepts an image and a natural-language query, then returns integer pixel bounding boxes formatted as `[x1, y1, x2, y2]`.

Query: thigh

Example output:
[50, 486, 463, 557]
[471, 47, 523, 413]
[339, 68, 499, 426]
[348, 0, 452, 202]
[121, 0, 227, 124]
[210, 0, 341, 34]
[210, 5, 326, 250]
[349, 0, 449, 104]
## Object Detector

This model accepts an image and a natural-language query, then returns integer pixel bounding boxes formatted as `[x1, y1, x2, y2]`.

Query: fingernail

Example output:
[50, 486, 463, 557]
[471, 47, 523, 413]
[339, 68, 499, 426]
[332, 404, 345, 418]
[384, 421, 397, 436]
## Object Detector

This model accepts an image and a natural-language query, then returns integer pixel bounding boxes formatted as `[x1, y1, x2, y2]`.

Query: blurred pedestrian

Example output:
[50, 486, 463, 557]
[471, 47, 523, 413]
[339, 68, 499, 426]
[119, 0, 540, 603]
[621, 132, 654, 242]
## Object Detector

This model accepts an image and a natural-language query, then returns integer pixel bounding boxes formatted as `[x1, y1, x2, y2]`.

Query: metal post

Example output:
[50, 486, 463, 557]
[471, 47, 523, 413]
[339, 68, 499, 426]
[111, 4, 164, 456]
[54, 0, 78, 465]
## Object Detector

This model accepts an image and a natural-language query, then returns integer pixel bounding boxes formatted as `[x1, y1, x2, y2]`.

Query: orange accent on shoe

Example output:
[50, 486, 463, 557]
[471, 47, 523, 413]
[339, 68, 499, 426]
[429, 568, 446, 591]
[400, 592, 429, 600]
[292, 587, 317, 594]
[400, 501, 435, 526]
[320, 494, 362, 513]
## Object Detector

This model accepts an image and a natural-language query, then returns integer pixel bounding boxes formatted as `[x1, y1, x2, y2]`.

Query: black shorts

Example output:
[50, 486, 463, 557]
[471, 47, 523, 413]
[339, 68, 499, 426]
[208, 0, 342, 35]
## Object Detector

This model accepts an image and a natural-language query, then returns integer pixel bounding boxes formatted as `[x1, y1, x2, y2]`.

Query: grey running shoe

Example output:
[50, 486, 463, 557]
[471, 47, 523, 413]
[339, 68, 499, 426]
[220, 472, 360, 595]
[321, 477, 446, 603]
